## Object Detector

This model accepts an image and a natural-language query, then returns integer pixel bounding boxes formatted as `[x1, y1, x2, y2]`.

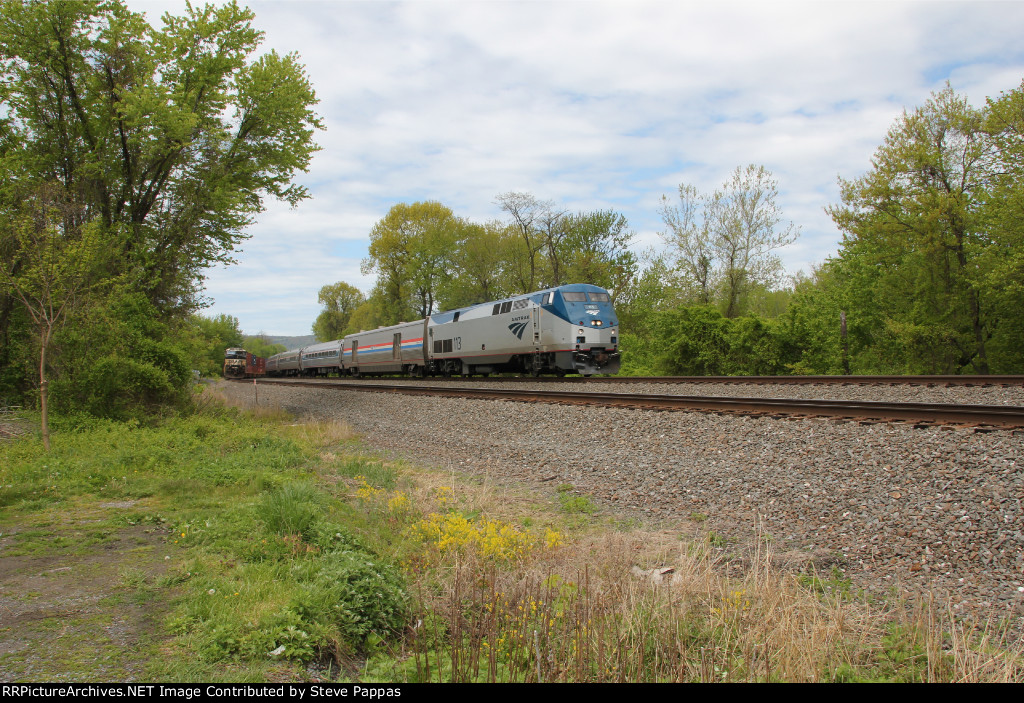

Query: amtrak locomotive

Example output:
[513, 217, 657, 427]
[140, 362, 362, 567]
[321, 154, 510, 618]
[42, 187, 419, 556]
[266, 284, 620, 378]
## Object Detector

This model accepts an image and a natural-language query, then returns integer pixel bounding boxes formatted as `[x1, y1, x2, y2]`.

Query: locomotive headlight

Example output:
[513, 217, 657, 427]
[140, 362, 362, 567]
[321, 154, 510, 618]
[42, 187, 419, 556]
[578, 328, 584, 335]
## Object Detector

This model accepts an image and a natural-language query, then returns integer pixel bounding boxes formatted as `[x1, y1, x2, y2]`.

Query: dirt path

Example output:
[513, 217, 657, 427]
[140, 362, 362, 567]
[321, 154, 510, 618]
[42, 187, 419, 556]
[0, 500, 176, 682]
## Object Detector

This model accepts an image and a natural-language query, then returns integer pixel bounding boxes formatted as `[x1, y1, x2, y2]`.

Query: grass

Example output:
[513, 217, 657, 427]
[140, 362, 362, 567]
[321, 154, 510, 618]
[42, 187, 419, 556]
[1, 387, 1022, 682]
[555, 483, 599, 516]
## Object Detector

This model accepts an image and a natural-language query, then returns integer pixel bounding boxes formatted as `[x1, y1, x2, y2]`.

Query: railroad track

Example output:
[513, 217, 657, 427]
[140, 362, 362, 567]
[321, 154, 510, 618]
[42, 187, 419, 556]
[589, 374, 1024, 386]
[241, 378, 1024, 430]
[245, 374, 1024, 386]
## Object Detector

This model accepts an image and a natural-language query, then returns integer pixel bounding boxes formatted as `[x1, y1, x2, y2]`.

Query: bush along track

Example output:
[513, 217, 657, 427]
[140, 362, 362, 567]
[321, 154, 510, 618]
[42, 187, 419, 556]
[1, 393, 1023, 682]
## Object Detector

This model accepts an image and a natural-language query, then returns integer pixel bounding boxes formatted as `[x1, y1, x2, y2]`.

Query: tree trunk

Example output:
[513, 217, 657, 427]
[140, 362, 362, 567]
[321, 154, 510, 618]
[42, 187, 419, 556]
[39, 327, 51, 451]
[968, 288, 989, 374]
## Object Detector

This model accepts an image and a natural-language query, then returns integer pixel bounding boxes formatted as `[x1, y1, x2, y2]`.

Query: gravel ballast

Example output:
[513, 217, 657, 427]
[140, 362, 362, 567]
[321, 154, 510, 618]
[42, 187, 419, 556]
[219, 379, 1024, 630]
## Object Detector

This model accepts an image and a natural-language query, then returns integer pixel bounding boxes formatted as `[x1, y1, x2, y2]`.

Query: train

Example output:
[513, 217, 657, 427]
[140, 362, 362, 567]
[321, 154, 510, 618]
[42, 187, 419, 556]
[223, 348, 266, 378]
[265, 283, 621, 378]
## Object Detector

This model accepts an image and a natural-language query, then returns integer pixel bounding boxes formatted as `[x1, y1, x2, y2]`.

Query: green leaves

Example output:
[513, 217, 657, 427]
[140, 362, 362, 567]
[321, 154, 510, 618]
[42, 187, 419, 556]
[824, 86, 995, 373]
[0, 0, 323, 416]
[312, 281, 365, 341]
[362, 201, 465, 323]
[0, 0, 323, 313]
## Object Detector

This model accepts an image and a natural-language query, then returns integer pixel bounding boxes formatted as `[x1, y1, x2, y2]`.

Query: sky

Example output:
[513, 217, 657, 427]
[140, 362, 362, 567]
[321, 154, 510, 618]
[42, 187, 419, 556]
[126, 0, 1024, 336]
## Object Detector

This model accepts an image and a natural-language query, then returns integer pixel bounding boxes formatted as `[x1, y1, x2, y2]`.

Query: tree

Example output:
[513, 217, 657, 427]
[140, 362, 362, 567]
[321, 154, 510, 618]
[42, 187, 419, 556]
[659, 166, 799, 317]
[0, 0, 323, 314]
[242, 335, 285, 359]
[0, 184, 104, 449]
[188, 313, 243, 376]
[494, 192, 553, 292]
[53, 291, 192, 419]
[981, 79, 1024, 370]
[827, 86, 990, 373]
[657, 184, 715, 304]
[537, 204, 569, 286]
[0, 0, 322, 413]
[440, 221, 511, 309]
[558, 210, 637, 300]
[312, 281, 365, 341]
[361, 202, 459, 323]
[346, 297, 384, 334]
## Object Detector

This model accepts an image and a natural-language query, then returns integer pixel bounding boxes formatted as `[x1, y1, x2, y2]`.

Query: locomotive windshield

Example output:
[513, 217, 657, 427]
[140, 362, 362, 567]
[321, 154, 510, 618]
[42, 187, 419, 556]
[562, 291, 609, 303]
[225, 349, 247, 359]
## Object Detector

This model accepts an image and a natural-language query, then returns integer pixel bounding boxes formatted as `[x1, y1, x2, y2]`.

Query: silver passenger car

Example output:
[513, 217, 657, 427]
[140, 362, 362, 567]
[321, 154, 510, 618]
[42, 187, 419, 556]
[299, 339, 344, 376]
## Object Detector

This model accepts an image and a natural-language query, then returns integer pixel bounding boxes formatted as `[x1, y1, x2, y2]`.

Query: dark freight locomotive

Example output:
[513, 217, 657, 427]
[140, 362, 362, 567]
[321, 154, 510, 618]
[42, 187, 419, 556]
[223, 348, 266, 378]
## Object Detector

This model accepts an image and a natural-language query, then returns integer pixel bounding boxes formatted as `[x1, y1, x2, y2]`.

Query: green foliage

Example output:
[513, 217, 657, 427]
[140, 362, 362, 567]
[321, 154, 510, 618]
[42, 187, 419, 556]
[733, 83, 1024, 376]
[0, 407, 408, 669]
[312, 281, 366, 341]
[616, 256, 680, 375]
[653, 305, 797, 376]
[362, 201, 463, 324]
[48, 293, 192, 420]
[0, 185, 112, 446]
[188, 314, 244, 377]
[661, 306, 730, 376]
[494, 192, 552, 293]
[174, 478, 409, 664]
[356, 196, 639, 327]
[283, 549, 408, 648]
[980, 79, 1024, 372]
[0, 409, 306, 512]
[259, 482, 324, 540]
[556, 484, 597, 515]
[0, 0, 323, 313]
[823, 86, 992, 373]
[559, 210, 638, 299]
[0, 0, 323, 417]
[494, 193, 638, 297]
[442, 221, 513, 308]
[242, 336, 286, 360]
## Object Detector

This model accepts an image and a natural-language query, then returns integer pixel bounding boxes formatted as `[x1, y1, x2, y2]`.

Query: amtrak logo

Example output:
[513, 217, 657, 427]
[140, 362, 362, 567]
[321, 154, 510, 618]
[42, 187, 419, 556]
[508, 321, 529, 340]
[586, 309, 599, 316]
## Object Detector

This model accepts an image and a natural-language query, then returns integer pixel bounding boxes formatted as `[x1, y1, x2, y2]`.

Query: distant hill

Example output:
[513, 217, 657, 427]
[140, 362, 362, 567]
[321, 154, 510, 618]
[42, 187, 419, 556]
[247, 334, 317, 351]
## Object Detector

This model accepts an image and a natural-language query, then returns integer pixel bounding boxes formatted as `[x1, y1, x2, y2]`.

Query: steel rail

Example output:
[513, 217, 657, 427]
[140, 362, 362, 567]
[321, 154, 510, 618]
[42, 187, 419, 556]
[590, 374, 1024, 386]
[250, 374, 1024, 386]
[245, 378, 1024, 429]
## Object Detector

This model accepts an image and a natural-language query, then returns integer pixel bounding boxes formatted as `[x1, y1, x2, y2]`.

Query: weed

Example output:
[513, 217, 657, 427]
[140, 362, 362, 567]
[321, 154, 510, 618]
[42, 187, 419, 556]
[555, 484, 597, 515]
[259, 482, 323, 539]
[118, 567, 149, 589]
[407, 512, 548, 564]
[706, 531, 730, 548]
[797, 566, 854, 600]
